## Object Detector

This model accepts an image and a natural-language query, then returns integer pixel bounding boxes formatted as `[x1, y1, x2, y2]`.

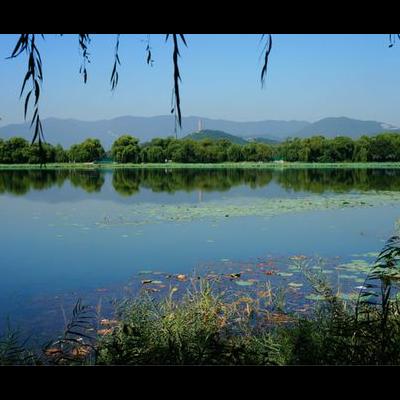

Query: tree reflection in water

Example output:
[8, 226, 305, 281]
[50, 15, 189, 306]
[0, 168, 400, 196]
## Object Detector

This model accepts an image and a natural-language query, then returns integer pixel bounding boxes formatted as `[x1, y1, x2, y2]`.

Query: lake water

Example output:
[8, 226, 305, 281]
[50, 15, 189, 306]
[0, 167, 399, 344]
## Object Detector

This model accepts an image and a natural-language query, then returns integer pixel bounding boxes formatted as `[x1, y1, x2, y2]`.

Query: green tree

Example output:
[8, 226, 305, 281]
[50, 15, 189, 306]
[3, 137, 30, 164]
[54, 144, 69, 163]
[307, 136, 328, 162]
[369, 133, 400, 161]
[111, 135, 140, 163]
[353, 136, 371, 162]
[142, 146, 165, 163]
[227, 144, 244, 162]
[69, 138, 105, 162]
[0, 139, 7, 163]
[22, 143, 56, 164]
[327, 136, 355, 162]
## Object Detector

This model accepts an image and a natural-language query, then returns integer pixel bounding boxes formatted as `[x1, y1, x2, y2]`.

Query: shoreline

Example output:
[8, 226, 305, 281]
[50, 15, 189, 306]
[1, 161, 400, 170]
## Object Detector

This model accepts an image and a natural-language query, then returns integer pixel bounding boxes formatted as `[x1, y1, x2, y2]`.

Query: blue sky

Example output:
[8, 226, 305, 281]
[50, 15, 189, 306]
[1, 34, 400, 127]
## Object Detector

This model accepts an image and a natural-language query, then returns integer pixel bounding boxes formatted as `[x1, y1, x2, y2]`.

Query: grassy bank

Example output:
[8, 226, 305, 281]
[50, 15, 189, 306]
[1, 161, 400, 170]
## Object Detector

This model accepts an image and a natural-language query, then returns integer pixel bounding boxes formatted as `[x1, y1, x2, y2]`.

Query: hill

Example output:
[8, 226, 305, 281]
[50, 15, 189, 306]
[184, 129, 248, 144]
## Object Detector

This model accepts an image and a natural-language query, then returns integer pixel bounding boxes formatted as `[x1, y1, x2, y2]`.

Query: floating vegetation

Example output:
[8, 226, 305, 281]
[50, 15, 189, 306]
[338, 274, 358, 280]
[288, 282, 303, 288]
[351, 252, 380, 258]
[235, 280, 254, 287]
[93, 190, 400, 228]
[277, 272, 293, 277]
[337, 259, 371, 273]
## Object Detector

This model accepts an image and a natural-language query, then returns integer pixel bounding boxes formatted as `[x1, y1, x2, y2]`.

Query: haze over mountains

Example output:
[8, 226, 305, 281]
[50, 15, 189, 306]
[0, 115, 399, 149]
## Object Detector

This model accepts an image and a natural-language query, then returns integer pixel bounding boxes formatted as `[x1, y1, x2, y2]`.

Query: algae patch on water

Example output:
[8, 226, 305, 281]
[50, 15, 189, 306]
[97, 190, 400, 228]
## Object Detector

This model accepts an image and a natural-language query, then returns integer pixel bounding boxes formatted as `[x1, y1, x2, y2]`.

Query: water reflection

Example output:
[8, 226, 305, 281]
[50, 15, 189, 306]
[0, 168, 400, 197]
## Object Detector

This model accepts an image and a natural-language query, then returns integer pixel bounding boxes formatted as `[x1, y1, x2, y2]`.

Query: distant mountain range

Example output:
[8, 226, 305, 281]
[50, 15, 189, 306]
[295, 117, 400, 138]
[0, 115, 399, 148]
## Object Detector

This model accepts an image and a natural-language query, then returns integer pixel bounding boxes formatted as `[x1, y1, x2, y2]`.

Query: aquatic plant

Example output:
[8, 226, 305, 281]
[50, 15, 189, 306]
[96, 278, 287, 365]
[42, 298, 97, 365]
[0, 322, 37, 365]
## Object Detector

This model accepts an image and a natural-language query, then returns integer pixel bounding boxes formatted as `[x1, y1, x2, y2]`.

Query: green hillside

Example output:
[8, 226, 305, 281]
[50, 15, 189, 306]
[184, 129, 248, 145]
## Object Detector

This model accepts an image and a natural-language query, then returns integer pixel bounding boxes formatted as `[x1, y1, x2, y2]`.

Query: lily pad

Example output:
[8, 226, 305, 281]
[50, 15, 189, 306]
[288, 282, 303, 288]
[235, 280, 254, 287]
[277, 272, 293, 277]
[338, 274, 358, 280]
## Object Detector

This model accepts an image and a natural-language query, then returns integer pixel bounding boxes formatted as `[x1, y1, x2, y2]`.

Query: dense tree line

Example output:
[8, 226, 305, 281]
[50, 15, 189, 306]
[2, 132, 400, 164]
[277, 133, 400, 162]
[0, 137, 105, 164]
[0, 135, 275, 164]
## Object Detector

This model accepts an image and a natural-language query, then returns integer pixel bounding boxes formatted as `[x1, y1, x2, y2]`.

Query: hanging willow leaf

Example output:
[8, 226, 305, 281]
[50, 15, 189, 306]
[19, 71, 32, 98]
[78, 34, 91, 84]
[166, 34, 187, 135]
[8, 34, 46, 163]
[110, 34, 121, 91]
[30, 107, 38, 128]
[7, 34, 29, 59]
[145, 34, 154, 66]
[389, 34, 400, 48]
[24, 90, 32, 119]
[260, 34, 272, 87]
[179, 34, 187, 47]
[34, 80, 40, 106]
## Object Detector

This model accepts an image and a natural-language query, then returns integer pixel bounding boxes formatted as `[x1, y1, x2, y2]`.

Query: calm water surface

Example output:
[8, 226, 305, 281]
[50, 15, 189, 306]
[0, 168, 399, 341]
